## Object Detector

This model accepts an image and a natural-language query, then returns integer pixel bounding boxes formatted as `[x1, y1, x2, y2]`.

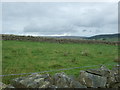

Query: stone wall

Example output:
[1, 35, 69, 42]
[1, 65, 120, 89]
[1, 34, 120, 45]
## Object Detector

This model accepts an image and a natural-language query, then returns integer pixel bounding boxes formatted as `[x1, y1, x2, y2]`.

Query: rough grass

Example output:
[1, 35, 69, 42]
[2, 40, 118, 84]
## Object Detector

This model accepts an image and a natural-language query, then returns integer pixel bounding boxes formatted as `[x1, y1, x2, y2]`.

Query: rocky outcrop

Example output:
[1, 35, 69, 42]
[53, 72, 86, 88]
[11, 74, 53, 88]
[1, 65, 120, 89]
[79, 70, 107, 88]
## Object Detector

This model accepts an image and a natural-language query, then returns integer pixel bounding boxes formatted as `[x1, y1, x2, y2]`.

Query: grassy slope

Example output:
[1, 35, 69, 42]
[2, 40, 118, 84]
[95, 37, 119, 41]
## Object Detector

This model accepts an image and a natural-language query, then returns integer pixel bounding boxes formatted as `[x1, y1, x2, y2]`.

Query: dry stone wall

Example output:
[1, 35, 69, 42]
[1, 65, 120, 89]
[1, 34, 120, 45]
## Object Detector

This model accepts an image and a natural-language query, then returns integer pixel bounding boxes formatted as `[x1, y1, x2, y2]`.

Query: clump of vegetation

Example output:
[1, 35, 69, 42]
[70, 57, 77, 64]
[49, 64, 63, 69]
[81, 50, 89, 56]
[113, 56, 120, 63]
[97, 52, 102, 54]
[63, 52, 70, 56]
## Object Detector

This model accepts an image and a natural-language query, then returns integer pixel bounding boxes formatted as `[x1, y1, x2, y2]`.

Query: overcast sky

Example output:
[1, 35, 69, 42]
[2, 2, 118, 37]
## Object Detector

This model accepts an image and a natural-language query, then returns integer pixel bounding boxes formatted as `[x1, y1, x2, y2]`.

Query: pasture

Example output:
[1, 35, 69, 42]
[2, 40, 118, 84]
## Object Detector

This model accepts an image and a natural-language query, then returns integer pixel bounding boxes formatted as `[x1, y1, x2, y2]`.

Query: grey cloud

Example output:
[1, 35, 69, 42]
[2, 2, 118, 36]
[23, 20, 76, 35]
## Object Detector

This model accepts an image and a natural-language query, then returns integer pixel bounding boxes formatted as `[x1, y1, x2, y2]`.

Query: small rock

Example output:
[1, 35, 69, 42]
[5, 84, 15, 89]
[110, 83, 120, 88]
[0, 82, 7, 89]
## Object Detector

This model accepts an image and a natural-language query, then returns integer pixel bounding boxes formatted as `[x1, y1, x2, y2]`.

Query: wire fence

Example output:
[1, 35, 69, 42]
[0, 63, 117, 77]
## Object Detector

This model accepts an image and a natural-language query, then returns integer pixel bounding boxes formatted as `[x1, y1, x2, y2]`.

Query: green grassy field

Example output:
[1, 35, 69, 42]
[2, 40, 118, 84]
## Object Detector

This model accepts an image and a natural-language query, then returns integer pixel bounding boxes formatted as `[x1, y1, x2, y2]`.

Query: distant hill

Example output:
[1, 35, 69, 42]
[46, 33, 120, 41]
[88, 33, 120, 39]
[87, 33, 120, 41]
[46, 36, 86, 39]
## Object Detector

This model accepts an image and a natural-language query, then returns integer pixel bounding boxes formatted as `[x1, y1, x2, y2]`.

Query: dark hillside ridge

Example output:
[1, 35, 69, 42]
[1, 34, 120, 45]
[87, 33, 120, 39]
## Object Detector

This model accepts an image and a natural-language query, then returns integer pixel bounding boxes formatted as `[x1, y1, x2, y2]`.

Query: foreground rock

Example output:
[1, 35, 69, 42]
[1, 65, 120, 89]
[11, 72, 87, 88]
[79, 65, 120, 88]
